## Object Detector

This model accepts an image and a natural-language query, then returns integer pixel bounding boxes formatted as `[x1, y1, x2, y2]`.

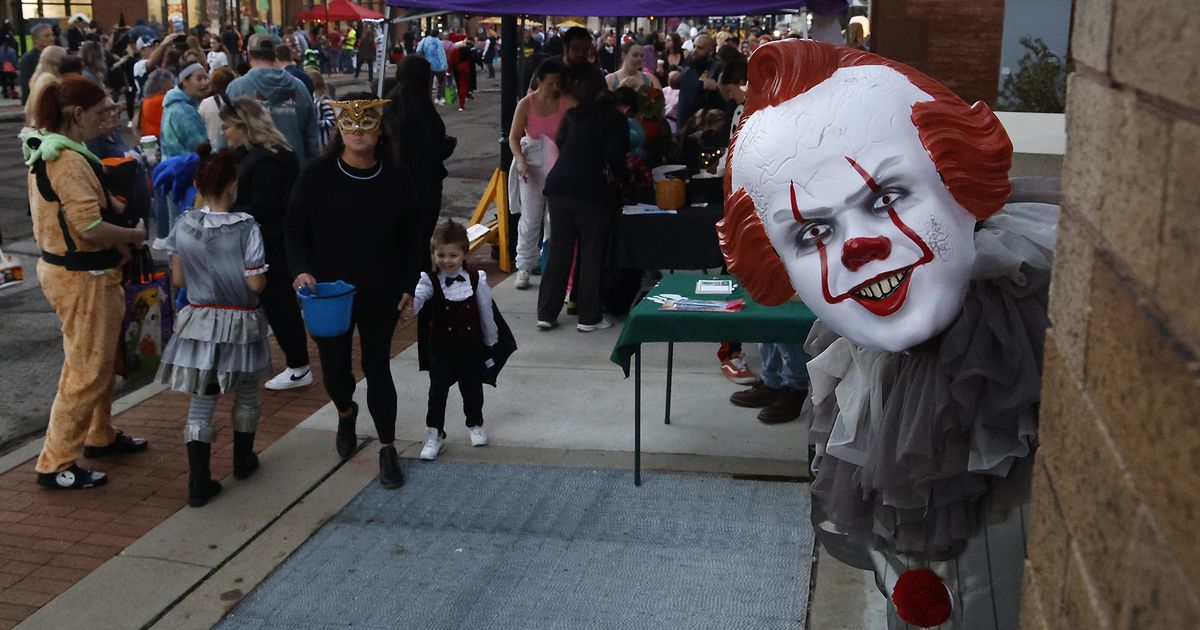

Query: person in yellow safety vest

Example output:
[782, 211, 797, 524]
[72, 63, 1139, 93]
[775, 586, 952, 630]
[342, 27, 357, 73]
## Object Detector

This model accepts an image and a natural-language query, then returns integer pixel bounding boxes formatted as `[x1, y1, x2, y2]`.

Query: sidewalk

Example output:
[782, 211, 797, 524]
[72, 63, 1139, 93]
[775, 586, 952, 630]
[0, 252, 495, 629]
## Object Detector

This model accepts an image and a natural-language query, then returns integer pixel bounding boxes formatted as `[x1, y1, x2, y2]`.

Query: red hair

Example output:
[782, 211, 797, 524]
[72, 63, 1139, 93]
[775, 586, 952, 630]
[33, 75, 107, 133]
[718, 40, 1012, 306]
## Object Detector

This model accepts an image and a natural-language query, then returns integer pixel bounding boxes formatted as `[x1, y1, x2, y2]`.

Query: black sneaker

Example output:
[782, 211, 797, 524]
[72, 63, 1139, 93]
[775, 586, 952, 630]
[36, 464, 107, 490]
[82, 432, 148, 458]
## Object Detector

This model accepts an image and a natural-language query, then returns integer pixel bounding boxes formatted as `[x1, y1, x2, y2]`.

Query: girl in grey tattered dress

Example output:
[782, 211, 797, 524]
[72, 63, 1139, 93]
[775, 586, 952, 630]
[157, 145, 272, 508]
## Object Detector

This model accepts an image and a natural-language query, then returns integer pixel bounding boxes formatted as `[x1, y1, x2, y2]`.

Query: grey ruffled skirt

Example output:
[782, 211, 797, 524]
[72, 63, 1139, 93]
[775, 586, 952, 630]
[157, 304, 272, 395]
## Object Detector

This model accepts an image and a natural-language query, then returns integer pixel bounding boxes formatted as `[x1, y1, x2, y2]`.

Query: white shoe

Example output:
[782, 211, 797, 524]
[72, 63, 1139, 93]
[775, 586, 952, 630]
[420, 428, 445, 461]
[514, 269, 530, 290]
[469, 426, 488, 447]
[265, 366, 313, 390]
[576, 315, 614, 332]
[536, 320, 557, 331]
[150, 237, 170, 251]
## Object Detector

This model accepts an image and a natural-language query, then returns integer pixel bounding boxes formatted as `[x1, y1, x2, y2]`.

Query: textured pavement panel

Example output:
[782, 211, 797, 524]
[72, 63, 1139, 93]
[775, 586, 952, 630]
[217, 461, 813, 630]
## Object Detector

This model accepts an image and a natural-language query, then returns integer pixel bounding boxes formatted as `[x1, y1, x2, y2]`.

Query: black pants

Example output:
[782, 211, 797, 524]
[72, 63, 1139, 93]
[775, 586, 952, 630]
[538, 196, 614, 326]
[314, 302, 398, 443]
[259, 253, 310, 369]
[426, 341, 484, 434]
[354, 57, 374, 83]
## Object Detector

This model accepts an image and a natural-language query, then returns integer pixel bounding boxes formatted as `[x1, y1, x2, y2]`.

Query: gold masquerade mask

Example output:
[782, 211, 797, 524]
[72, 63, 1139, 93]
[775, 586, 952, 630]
[331, 99, 389, 134]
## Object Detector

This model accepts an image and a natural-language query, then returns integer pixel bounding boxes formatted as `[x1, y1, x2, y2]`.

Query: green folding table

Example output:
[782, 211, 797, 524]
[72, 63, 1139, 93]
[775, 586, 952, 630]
[610, 274, 817, 485]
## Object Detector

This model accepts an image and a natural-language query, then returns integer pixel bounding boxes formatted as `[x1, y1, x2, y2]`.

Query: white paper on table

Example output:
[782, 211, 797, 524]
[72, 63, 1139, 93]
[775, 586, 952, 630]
[621, 203, 677, 215]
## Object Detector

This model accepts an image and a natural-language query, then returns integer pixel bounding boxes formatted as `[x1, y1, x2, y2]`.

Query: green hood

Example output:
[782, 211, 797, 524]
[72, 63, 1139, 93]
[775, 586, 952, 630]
[20, 128, 101, 167]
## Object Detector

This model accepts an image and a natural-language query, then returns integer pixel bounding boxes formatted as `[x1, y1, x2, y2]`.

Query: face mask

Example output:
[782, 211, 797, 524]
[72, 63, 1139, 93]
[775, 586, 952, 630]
[332, 98, 389, 134]
[730, 66, 978, 353]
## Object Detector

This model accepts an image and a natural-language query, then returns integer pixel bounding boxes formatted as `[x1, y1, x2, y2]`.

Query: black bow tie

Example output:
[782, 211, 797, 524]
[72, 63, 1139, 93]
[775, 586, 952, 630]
[445, 274, 466, 287]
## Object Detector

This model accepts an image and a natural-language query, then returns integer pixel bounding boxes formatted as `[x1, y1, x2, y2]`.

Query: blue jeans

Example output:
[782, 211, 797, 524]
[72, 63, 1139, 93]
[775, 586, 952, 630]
[758, 343, 810, 390]
[153, 187, 171, 239]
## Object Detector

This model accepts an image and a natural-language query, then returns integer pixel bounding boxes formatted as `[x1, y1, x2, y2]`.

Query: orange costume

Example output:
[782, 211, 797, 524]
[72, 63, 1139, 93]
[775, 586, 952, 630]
[24, 136, 141, 481]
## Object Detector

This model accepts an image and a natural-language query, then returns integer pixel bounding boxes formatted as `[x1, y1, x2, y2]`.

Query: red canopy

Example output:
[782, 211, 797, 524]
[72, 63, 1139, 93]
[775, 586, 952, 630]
[297, 0, 385, 22]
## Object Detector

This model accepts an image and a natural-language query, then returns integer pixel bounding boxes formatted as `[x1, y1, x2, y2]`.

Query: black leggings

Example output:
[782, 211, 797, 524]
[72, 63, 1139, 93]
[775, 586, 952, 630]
[313, 302, 398, 443]
[259, 255, 310, 369]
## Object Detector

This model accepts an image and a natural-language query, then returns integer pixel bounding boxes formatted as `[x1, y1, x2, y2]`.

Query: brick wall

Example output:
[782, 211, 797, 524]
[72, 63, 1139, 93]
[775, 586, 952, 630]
[1020, 0, 1200, 628]
[870, 0, 1005, 105]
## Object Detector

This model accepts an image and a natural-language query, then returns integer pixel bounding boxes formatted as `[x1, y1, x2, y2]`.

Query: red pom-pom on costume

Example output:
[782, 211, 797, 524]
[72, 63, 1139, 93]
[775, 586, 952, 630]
[892, 569, 953, 628]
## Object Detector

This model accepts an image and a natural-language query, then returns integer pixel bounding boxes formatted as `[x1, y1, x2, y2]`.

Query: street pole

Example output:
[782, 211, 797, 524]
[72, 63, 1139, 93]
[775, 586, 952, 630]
[499, 14, 518, 170]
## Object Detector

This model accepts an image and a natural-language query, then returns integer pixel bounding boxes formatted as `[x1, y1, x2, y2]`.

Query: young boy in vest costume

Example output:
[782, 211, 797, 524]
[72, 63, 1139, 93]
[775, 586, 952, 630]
[406, 220, 499, 460]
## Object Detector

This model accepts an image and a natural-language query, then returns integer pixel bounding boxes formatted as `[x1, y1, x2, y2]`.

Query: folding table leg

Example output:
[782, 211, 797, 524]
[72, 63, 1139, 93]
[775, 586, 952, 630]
[665, 342, 673, 425]
[634, 346, 642, 487]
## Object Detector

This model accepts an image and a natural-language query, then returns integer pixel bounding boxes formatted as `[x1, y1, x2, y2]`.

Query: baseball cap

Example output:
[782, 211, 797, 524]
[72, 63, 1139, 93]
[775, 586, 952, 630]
[136, 36, 157, 50]
[248, 33, 275, 53]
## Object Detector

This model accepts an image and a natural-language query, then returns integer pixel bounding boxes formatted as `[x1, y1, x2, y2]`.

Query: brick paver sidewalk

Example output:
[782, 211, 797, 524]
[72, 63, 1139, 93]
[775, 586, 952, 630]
[0, 254, 506, 628]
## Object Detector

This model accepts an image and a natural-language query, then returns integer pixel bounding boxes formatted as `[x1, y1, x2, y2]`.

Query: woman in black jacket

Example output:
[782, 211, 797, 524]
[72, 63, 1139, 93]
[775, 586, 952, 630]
[219, 97, 310, 392]
[536, 87, 630, 332]
[285, 93, 422, 489]
[385, 56, 455, 263]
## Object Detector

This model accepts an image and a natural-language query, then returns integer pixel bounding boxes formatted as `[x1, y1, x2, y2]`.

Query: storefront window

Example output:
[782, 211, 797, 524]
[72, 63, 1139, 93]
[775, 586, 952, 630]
[22, 1, 92, 20]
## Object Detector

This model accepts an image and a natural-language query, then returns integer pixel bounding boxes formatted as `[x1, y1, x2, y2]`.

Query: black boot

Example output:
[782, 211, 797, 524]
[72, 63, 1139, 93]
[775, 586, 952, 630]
[336, 402, 359, 460]
[233, 432, 260, 480]
[378, 445, 404, 489]
[186, 441, 222, 508]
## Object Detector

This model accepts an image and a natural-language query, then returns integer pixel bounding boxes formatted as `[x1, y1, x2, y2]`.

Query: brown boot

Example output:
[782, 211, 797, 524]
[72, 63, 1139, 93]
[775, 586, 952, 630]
[757, 388, 808, 424]
[730, 382, 782, 408]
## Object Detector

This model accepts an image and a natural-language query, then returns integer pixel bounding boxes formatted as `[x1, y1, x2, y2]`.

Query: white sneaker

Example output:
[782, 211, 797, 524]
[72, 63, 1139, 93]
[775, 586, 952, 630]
[536, 320, 557, 331]
[420, 428, 445, 461]
[265, 366, 313, 390]
[151, 237, 170, 251]
[576, 315, 614, 332]
[469, 426, 488, 447]
[514, 269, 531, 290]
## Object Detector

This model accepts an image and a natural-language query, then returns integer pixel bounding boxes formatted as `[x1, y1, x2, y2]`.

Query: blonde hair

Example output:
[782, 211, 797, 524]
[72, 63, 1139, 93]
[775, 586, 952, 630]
[25, 46, 67, 126]
[219, 96, 291, 153]
[305, 68, 329, 99]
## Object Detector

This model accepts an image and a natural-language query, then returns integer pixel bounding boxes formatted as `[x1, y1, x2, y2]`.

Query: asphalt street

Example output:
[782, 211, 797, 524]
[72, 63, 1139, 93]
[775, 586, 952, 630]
[0, 72, 502, 453]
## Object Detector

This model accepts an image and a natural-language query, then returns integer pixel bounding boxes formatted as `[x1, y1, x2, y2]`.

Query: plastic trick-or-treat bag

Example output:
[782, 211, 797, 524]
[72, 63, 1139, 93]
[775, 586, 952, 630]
[0, 245, 22, 290]
[116, 246, 173, 381]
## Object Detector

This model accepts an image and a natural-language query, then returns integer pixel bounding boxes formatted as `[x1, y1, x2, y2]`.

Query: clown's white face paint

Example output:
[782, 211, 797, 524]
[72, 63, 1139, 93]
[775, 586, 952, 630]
[731, 65, 978, 352]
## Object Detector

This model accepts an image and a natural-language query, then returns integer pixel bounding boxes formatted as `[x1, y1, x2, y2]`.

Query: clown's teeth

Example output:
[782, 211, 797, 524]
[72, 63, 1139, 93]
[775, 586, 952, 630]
[855, 270, 908, 300]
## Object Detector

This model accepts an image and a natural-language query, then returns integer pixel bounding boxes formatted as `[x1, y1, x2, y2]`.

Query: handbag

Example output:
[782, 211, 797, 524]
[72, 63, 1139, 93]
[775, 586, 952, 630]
[444, 80, 457, 105]
[118, 246, 173, 380]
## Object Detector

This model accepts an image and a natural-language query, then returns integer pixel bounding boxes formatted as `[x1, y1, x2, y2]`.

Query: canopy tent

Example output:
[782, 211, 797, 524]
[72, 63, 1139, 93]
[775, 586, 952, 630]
[385, 0, 845, 14]
[298, 0, 386, 22]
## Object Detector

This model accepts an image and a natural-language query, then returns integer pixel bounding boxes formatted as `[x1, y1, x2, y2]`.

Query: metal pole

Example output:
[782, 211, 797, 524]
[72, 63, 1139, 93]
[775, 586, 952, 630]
[376, 8, 390, 97]
[498, 14, 518, 170]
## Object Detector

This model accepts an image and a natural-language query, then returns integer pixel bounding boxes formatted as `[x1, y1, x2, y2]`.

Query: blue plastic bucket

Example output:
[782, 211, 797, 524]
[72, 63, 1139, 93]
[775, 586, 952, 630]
[297, 280, 356, 337]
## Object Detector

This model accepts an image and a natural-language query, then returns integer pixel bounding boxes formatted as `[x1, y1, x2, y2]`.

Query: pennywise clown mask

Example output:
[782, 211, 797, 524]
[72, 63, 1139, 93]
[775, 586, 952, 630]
[332, 99, 389, 134]
[730, 66, 978, 352]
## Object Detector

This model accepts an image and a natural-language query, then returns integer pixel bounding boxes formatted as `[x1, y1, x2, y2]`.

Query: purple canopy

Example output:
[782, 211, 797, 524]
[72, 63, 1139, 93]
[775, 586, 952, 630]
[385, 1, 849, 16]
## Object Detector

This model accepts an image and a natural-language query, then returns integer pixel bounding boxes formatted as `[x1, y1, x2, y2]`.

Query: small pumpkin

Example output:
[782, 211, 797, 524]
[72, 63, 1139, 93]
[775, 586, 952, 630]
[655, 178, 686, 210]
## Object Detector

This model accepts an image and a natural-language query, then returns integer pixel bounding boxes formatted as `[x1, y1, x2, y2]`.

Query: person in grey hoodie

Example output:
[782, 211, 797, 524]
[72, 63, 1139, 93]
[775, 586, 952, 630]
[221, 33, 318, 165]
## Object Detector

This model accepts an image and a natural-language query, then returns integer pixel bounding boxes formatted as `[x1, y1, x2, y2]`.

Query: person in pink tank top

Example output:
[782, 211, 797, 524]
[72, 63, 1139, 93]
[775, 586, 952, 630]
[507, 58, 578, 289]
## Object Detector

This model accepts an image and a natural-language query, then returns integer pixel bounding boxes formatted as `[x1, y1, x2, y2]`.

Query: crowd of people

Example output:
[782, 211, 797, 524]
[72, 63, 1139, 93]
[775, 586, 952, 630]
[19, 13, 860, 502]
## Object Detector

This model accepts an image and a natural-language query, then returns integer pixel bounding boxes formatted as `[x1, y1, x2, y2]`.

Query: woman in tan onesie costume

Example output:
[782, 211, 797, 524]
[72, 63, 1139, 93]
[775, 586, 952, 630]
[23, 76, 150, 489]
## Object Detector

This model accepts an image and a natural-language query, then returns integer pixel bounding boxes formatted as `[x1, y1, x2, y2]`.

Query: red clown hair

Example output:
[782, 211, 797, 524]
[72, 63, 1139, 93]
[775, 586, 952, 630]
[717, 40, 1013, 306]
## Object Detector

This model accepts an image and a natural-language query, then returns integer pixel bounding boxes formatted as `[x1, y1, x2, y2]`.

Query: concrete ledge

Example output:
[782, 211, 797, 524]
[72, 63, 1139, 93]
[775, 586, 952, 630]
[807, 549, 889, 630]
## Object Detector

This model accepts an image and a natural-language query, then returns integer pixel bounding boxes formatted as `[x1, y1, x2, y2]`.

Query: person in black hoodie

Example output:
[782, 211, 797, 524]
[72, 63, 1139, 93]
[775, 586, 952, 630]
[536, 85, 630, 332]
[218, 96, 310, 391]
[285, 93, 422, 489]
[385, 57, 455, 264]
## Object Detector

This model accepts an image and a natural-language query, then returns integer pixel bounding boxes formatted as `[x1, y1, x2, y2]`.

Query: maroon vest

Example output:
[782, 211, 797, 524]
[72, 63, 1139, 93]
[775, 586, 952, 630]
[426, 267, 482, 345]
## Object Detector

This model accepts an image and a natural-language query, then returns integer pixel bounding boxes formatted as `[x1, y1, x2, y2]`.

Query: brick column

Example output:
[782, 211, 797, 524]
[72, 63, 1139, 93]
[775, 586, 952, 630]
[1020, 0, 1200, 627]
[870, 0, 1006, 105]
